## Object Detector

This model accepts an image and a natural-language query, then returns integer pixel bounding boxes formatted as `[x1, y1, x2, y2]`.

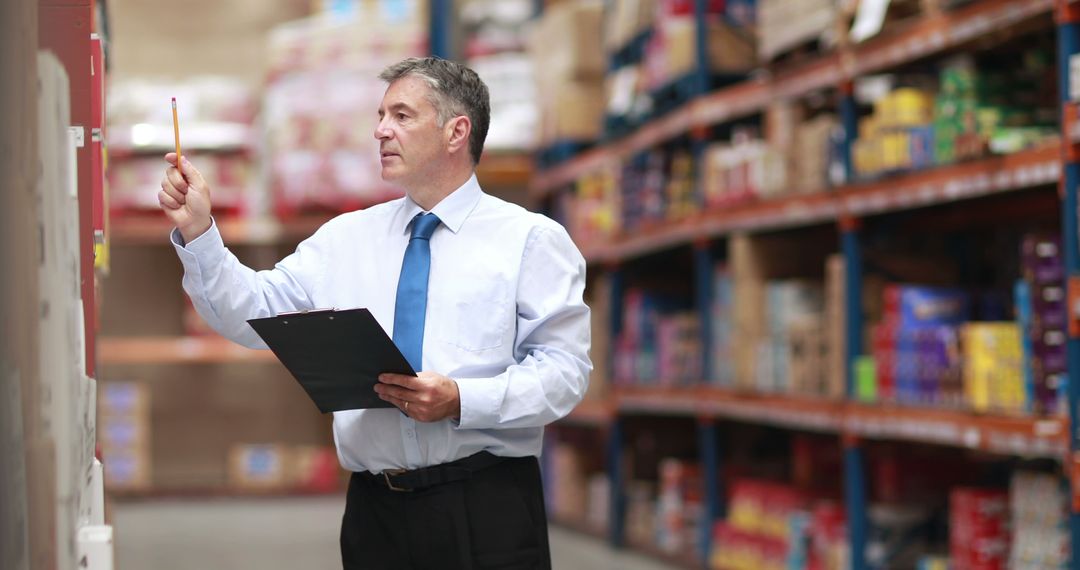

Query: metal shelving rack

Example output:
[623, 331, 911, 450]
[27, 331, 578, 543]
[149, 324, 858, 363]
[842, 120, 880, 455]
[534, 0, 1080, 568]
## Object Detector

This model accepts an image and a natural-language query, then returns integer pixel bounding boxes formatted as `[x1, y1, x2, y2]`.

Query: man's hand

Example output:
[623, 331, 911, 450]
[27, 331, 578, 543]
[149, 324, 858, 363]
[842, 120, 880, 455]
[159, 153, 213, 243]
[375, 372, 461, 422]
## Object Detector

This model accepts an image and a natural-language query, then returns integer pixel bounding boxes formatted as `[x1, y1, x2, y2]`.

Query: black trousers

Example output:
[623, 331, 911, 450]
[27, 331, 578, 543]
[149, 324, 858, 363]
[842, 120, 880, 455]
[341, 454, 551, 570]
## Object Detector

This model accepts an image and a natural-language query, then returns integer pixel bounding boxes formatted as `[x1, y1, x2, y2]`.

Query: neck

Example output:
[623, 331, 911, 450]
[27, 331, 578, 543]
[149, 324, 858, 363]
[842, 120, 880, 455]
[405, 161, 474, 211]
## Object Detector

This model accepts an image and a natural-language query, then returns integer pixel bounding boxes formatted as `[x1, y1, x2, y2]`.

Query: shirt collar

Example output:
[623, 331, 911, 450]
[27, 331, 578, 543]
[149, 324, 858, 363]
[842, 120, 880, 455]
[394, 174, 482, 236]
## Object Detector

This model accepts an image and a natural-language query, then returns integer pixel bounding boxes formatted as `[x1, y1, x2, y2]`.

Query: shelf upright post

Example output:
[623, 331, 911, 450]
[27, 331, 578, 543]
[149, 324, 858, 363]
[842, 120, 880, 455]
[429, 0, 452, 59]
[697, 416, 723, 566]
[1056, 3, 1080, 567]
[695, 239, 714, 383]
[840, 80, 858, 184]
[607, 263, 626, 548]
[840, 215, 868, 570]
[694, 0, 711, 96]
[607, 415, 626, 549]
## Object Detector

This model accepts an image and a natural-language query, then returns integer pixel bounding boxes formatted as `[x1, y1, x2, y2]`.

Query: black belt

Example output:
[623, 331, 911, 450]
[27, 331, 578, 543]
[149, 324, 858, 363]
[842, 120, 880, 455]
[355, 451, 509, 492]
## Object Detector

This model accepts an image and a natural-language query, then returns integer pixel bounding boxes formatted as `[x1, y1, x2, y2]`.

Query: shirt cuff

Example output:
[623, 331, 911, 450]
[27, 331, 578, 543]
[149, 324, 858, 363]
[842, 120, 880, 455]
[171, 218, 226, 267]
[453, 377, 500, 429]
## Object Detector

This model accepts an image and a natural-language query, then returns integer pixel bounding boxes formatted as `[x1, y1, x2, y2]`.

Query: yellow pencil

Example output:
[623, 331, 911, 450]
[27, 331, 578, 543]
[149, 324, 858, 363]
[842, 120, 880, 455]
[171, 97, 182, 171]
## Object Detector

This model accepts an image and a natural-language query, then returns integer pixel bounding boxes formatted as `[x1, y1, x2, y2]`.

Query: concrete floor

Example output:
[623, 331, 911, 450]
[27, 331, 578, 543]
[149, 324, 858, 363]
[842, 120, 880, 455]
[111, 495, 681, 570]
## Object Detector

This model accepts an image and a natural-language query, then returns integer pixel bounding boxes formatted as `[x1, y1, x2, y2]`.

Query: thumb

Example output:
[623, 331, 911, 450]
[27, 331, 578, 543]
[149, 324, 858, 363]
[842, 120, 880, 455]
[178, 157, 207, 190]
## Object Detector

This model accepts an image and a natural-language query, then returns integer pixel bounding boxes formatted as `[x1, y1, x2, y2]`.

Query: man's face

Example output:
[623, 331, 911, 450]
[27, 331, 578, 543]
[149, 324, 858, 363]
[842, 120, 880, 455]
[375, 75, 447, 188]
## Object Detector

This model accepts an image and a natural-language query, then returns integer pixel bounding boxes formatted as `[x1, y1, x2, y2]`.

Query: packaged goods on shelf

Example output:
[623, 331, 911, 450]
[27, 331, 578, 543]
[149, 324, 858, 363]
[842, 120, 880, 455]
[626, 480, 658, 546]
[468, 52, 537, 151]
[701, 129, 787, 208]
[710, 265, 736, 387]
[869, 285, 970, 406]
[757, 0, 837, 62]
[107, 152, 253, 214]
[756, 280, 825, 393]
[656, 458, 704, 554]
[98, 382, 151, 490]
[1009, 471, 1069, 570]
[712, 479, 849, 570]
[613, 288, 700, 386]
[459, 0, 533, 58]
[570, 167, 620, 247]
[549, 443, 590, 521]
[587, 473, 611, 531]
[961, 323, 1025, 415]
[107, 78, 258, 215]
[917, 556, 951, 570]
[228, 444, 292, 490]
[950, 487, 1009, 570]
[1016, 233, 1068, 416]
[264, 15, 424, 216]
[866, 504, 937, 569]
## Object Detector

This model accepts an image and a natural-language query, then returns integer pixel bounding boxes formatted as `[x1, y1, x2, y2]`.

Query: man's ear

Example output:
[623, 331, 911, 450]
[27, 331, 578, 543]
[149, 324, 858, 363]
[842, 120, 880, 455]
[446, 115, 472, 155]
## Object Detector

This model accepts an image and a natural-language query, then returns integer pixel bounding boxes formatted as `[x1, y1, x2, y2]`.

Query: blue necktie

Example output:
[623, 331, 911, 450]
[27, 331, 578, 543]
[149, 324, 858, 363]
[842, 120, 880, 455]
[393, 213, 441, 373]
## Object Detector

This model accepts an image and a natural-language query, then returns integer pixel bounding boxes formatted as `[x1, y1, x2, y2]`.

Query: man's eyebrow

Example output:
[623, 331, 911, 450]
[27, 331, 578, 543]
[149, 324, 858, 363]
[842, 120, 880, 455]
[386, 102, 417, 114]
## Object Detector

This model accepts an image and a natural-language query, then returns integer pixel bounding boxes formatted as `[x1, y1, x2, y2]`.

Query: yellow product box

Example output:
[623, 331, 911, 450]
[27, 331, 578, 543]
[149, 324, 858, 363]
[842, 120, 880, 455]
[890, 88, 935, 127]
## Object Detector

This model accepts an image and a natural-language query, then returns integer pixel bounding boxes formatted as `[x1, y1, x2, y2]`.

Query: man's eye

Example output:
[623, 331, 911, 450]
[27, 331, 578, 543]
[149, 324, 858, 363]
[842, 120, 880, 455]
[397, 113, 407, 120]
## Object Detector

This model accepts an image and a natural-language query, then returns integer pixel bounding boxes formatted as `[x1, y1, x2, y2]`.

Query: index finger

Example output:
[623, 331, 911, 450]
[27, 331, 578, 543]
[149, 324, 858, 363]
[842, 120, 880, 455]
[378, 373, 419, 388]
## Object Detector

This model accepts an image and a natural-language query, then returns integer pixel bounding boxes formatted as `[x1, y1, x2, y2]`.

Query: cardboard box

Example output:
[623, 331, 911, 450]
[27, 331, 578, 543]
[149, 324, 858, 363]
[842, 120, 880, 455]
[228, 444, 291, 490]
[536, 79, 605, 144]
[530, 1, 604, 81]
[659, 17, 755, 82]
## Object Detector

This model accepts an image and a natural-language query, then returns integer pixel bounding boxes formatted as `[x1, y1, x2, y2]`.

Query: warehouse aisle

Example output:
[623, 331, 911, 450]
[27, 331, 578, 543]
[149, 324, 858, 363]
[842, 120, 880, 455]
[111, 496, 679, 570]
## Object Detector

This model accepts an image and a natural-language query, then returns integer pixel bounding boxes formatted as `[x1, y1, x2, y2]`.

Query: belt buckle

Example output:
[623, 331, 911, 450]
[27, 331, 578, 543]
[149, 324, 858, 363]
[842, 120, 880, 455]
[382, 468, 411, 492]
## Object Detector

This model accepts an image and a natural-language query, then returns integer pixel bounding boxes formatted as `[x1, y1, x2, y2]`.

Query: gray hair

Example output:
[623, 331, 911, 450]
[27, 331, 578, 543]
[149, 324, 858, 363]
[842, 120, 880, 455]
[379, 57, 490, 165]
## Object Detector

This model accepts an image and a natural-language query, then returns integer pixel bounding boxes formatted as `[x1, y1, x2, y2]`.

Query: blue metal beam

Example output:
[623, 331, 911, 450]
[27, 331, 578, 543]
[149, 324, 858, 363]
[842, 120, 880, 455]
[697, 418, 722, 566]
[607, 417, 626, 548]
[840, 86, 858, 185]
[429, 0, 452, 59]
[841, 223, 867, 570]
[695, 243, 714, 383]
[694, 0, 710, 96]
[1056, 12, 1080, 570]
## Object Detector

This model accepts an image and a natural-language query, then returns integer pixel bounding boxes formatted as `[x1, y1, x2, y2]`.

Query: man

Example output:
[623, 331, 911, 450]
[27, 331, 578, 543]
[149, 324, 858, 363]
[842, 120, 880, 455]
[157, 57, 591, 569]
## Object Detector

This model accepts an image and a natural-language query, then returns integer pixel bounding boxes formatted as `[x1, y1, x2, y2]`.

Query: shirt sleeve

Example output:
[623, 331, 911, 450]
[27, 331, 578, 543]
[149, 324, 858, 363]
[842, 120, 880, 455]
[171, 218, 326, 348]
[455, 223, 593, 429]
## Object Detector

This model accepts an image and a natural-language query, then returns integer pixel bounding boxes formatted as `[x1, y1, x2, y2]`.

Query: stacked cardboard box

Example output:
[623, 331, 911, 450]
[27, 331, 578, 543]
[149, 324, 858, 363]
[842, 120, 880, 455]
[227, 443, 340, 492]
[98, 382, 152, 491]
[529, 1, 606, 146]
[757, 0, 837, 62]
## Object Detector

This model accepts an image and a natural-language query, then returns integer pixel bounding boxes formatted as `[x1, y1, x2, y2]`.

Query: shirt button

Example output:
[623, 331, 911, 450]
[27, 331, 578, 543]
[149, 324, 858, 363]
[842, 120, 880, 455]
[405, 430, 414, 438]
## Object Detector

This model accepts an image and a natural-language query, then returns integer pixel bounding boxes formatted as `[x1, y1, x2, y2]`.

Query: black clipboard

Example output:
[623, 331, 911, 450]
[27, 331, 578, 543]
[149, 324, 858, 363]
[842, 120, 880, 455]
[247, 308, 414, 413]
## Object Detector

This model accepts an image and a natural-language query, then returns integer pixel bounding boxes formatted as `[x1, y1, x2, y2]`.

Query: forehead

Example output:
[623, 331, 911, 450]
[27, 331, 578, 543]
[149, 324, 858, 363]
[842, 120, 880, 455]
[379, 75, 435, 111]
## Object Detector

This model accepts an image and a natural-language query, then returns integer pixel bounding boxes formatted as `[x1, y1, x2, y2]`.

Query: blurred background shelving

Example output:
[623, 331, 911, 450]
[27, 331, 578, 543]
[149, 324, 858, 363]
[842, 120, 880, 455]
[16, 0, 1080, 568]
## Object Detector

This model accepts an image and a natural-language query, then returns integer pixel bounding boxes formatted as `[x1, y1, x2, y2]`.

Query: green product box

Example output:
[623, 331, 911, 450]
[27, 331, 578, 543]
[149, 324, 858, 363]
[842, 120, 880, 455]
[854, 355, 877, 403]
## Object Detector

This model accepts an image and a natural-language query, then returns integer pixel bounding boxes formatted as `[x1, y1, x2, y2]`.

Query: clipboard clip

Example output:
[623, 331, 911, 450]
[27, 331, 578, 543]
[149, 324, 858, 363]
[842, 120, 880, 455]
[277, 308, 337, 317]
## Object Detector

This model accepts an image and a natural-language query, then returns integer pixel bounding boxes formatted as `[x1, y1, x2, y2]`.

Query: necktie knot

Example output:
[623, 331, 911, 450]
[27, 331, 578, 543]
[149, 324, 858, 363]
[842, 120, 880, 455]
[411, 213, 441, 241]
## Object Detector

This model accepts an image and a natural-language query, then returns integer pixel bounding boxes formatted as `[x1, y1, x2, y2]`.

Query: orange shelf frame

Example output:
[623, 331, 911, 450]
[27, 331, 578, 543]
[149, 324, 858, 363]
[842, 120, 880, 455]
[100, 335, 279, 365]
[560, 397, 616, 427]
[605, 385, 1067, 459]
[110, 214, 333, 246]
[529, 0, 1055, 198]
[580, 143, 1060, 263]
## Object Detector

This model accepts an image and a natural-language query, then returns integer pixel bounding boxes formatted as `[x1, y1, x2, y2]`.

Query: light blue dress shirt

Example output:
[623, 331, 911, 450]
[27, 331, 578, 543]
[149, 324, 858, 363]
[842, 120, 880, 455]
[171, 175, 592, 473]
